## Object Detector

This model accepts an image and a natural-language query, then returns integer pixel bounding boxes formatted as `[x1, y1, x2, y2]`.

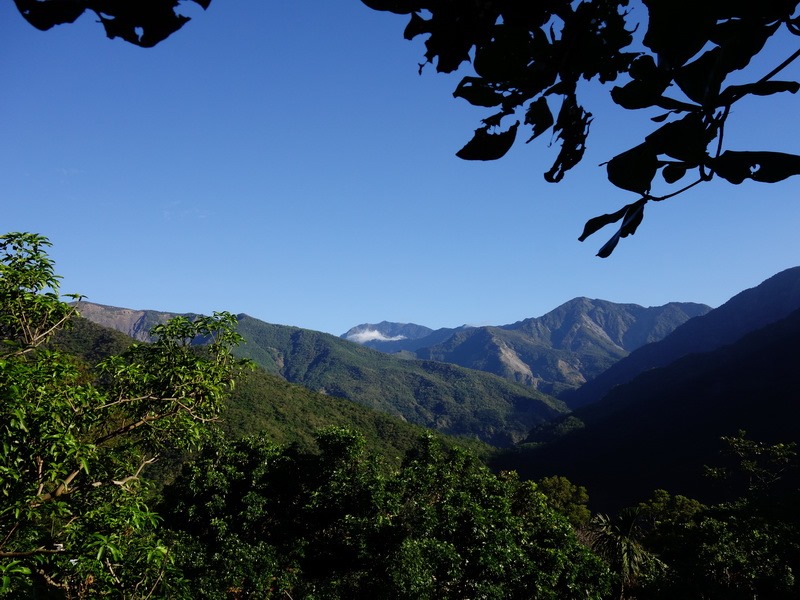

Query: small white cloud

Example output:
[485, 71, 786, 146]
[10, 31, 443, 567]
[346, 329, 407, 344]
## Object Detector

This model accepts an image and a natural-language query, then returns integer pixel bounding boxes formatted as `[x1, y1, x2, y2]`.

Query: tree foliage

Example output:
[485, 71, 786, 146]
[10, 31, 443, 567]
[362, 0, 800, 255]
[13, 0, 210, 47]
[614, 435, 800, 599]
[0, 232, 244, 598]
[162, 430, 611, 599]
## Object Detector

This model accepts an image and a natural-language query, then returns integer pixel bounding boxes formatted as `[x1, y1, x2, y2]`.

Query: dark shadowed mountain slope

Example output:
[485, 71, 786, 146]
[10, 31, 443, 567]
[492, 306, 800, 512]
[414, 298, 710, 395]
[564, 266, 800, 409]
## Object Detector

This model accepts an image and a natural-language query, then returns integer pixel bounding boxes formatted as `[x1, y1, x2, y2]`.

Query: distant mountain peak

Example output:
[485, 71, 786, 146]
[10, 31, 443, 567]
[348, 299, 711, 395]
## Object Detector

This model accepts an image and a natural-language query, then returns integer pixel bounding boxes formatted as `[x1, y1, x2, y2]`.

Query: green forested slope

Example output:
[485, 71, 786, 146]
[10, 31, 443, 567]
[235, 315, 567, 446]
[54, 317, 492, 464]
[221, 366, 492, 462]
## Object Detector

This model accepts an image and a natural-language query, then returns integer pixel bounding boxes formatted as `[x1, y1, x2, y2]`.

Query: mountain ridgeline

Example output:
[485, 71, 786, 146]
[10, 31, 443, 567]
[562, 266, 800, 408]
[343, 299, 711, 395]
[75, 266, 800, 493]
[231, 316, 566, 447]
[493, 266, 800, 510]
[75, 302, 567, 446]
[496, 304, 800, 511]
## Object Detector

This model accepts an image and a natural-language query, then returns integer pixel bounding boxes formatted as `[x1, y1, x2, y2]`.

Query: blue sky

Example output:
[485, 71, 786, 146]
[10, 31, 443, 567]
[2, 1, 799, 336]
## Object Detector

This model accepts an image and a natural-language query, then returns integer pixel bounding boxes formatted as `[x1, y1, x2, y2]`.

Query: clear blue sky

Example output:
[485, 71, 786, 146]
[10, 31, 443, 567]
[2, 1, 799, 335]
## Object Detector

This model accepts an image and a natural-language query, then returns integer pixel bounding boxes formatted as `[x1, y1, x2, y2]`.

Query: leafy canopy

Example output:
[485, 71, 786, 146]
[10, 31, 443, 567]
[0, 232, 244, 598]
[162, 429, 612, 599]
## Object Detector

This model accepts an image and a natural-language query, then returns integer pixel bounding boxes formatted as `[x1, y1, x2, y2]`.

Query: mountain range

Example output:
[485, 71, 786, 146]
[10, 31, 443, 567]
[562, 266, 800, 408]
[494, 266, 800, 509]
[342, 299, 710, 395]
[74, 302, 567, 446]
[74, 296, 708, 446]
[75, 265, 800, 510]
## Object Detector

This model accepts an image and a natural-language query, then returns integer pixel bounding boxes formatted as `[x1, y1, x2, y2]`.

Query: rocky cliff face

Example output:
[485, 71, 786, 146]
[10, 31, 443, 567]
[75, 302, 182, 341]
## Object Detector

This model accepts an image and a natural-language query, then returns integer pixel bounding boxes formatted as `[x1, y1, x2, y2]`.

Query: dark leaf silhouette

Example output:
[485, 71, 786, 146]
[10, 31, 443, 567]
[606, 143, 659, 194]
[13, 0, 210, 46]
[662, 163, 688, 184]
[719, 80, 800, 105]
[403, 11, 428, 40]
[594, 201, 646, 258]
[579, 199, 646, 243]
[456, 122, 519, 161]
[578, 205, 629, 242]
[712, 151, 800, 184]
[544, 94, 592, 183]
[453, 77, 504, 108]
[524, 97, 554, 142]
[642, 0, 716, 69]
[674, 47, 725, 104]
[646, 113, 713, 164]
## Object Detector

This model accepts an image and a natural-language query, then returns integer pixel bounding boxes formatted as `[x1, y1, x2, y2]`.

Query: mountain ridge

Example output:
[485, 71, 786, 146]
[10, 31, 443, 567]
[494, 304, 800, 510]
[563, 266, 800, 408]
[344, 298, 711, 395]
[76, 302, 568, 446]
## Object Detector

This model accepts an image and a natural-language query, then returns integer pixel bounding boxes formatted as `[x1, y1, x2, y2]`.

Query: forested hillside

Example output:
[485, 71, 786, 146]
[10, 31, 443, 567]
[234, 315, 566, 446]
[54, 316, 492, 464]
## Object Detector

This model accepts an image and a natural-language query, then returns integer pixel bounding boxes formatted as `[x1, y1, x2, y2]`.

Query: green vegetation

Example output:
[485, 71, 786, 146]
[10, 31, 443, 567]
[0, 232, 244, 597]
[160, 429, 611, 599]
[222, 366, 492, 464]
[234, 315, 567, 446]
[3, 233, 799, 598]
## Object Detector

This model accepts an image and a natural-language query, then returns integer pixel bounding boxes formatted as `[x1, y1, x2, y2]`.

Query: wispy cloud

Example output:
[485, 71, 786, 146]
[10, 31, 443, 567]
[346, 330, 407, 344]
